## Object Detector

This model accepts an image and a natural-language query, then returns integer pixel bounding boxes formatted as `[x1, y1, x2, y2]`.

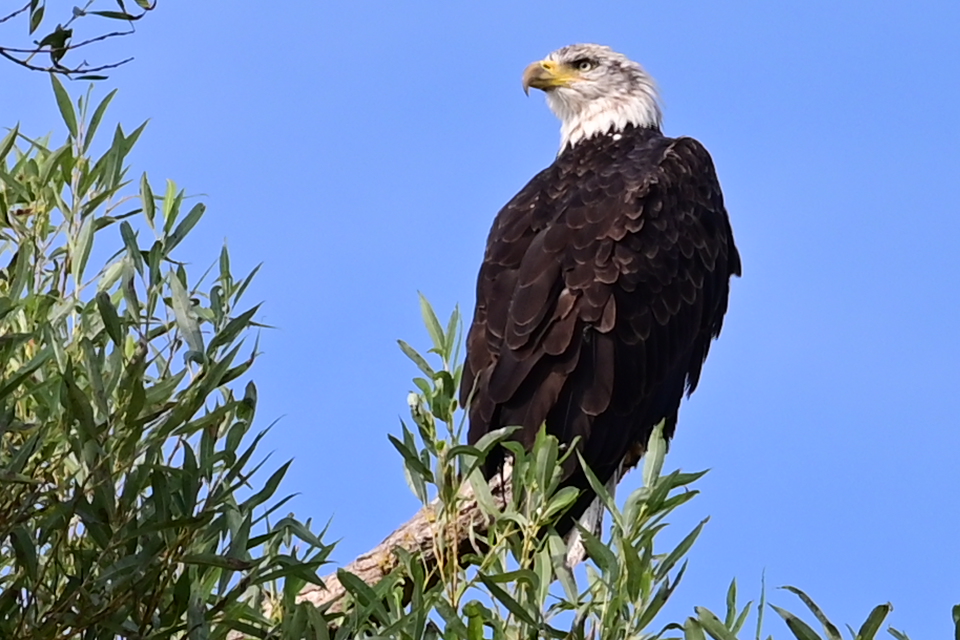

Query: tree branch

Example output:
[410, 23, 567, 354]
[297, 468, 513, 613]
[0, 1, 154, 76]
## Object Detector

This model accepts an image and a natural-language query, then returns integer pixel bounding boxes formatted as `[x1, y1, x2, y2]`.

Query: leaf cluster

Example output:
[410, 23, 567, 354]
[0, 80, 329, 639]
[338, 299, 960, 640]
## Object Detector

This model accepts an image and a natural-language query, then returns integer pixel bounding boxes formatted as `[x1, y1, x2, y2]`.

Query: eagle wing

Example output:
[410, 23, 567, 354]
[461, 133, 740, 490]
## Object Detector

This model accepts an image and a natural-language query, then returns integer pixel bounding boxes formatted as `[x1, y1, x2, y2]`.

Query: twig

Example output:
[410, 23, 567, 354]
[0, 3, 30, 26]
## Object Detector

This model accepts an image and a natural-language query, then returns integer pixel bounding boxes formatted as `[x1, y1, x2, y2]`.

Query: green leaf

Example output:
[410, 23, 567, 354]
[165, 202, 205, 254]
[684, 618, 708, 640]
[419, 292, 445, 353]
[51, 74, 78, 139]
[243, 460, 291, 510]
[781, 586, 842, 640]
[181, 554, 253, 570]
[542, 486, 579, 520]
[770, 604, 824, 640]
[696, 607, 739, 640]
[29, 4, 44, 33]
[90, 10, 138, 19]
[0, 125, 19, 161]
[9, 527, 38, 579]
[477, 572, 540, 626]
[575, 450, 622, 531]
[388, 433, 434, 482]
[397, 339, 435, 378]
[0, 346, 52, 399]
[119, 220, 144, 275]
[954, 604, 960, 640]
[642, 418, 667, 487]
[162, 179, 182, 233]
[96, 292, 123, 345]
[84, 88, 117, 152]
[725, 579, 738, 628]
[140, 173, 156, 227]
[169, 270, 204, 356]
[657, 518, 707, 581]
[207, 304, 260, 353]
[73, 213, 95, 283]
[572, 521, 618, 578]
[856, 604, 892, 640]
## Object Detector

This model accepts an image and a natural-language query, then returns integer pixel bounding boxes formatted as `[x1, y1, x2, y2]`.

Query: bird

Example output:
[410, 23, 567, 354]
[459, 43, 741, 561]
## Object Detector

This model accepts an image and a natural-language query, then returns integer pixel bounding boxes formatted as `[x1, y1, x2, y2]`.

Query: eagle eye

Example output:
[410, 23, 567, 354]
[573, 58, 596, 72]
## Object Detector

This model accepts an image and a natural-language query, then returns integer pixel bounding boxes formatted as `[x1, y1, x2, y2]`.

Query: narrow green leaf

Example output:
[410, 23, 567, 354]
[638, 581, 676, 631]
[477, 573, 540, 626]
[73, 214, 95, 283]
[757, 571, 768, 640]
[726, 579, 738, 628]
[90, 10, 137, 20]
[181, 554, 253, 570]
[169, 271, 204, 355]
[684, 618, 708, 640]
[119, 220, 144, 275]
[642, 418, 667, 487]
[38, 142, 69, 186]
[51, 74, 78, 139]
[0, 125, 19, 161]
[770, 604, 824, 640]
[733, 601, 754, 635]
[542, 485, 579, 520]
[781, 586, 842, 640]
[575, 450, 622, 531]
[30, 5, 44, 33]
[165, 202, 205, 254]
[572, 521, 618, 578]
[140, 173, 156, 227]
[243, 460, 291, 510]
[887, 628, 910, 640]
[856, 604, 892, 640]
[162, 179, 182, 233]
[84, 88, 117, 152]
[207, 304, 260, 353]
[953, 604, 960, 640]
[10, 527, 38, 579]
[0, 346, 52, 398]
[419, 292, 445, 352]
[397, 339, 436, 378]
[467, 466, 499, 516]
[695, 607, 739, 640]
[387, 433, 434, 482]
[96, 292, 123, 345]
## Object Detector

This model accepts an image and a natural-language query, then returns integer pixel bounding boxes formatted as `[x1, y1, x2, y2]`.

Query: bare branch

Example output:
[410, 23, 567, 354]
[298, 469, 513, 613]
[0, 4, 30, 26]
[0, 1, 155, 76]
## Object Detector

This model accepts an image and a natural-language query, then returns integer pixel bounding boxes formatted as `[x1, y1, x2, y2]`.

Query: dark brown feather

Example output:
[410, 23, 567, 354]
[460, 124, 740, 534]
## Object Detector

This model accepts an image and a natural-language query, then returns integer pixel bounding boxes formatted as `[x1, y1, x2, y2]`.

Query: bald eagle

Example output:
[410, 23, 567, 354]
[459, 44, 741, 556]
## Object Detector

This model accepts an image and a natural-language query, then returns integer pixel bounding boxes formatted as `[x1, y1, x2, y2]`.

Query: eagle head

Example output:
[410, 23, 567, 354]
[522, 43, 662, 151]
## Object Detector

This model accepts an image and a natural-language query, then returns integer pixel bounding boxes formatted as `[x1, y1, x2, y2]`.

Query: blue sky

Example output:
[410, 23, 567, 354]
[7, 1, 960, 636]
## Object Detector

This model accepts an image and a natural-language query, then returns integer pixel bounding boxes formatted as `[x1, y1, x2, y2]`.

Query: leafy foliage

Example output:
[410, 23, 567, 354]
[2, 76, 957, 640]
[0, 80, 329, 639]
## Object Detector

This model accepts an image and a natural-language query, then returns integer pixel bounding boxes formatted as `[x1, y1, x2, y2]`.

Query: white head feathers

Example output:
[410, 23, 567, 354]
[530, 44, 662, 152]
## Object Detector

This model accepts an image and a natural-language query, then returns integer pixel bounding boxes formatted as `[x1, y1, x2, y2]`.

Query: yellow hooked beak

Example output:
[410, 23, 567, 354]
[522, 59, 578, 95]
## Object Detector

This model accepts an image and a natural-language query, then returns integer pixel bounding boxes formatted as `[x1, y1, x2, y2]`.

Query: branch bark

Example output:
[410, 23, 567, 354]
[297, 469, 512, 613]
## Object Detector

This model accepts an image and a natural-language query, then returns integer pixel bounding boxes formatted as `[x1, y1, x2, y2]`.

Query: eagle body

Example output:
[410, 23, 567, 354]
[460, 44, 740, 541]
